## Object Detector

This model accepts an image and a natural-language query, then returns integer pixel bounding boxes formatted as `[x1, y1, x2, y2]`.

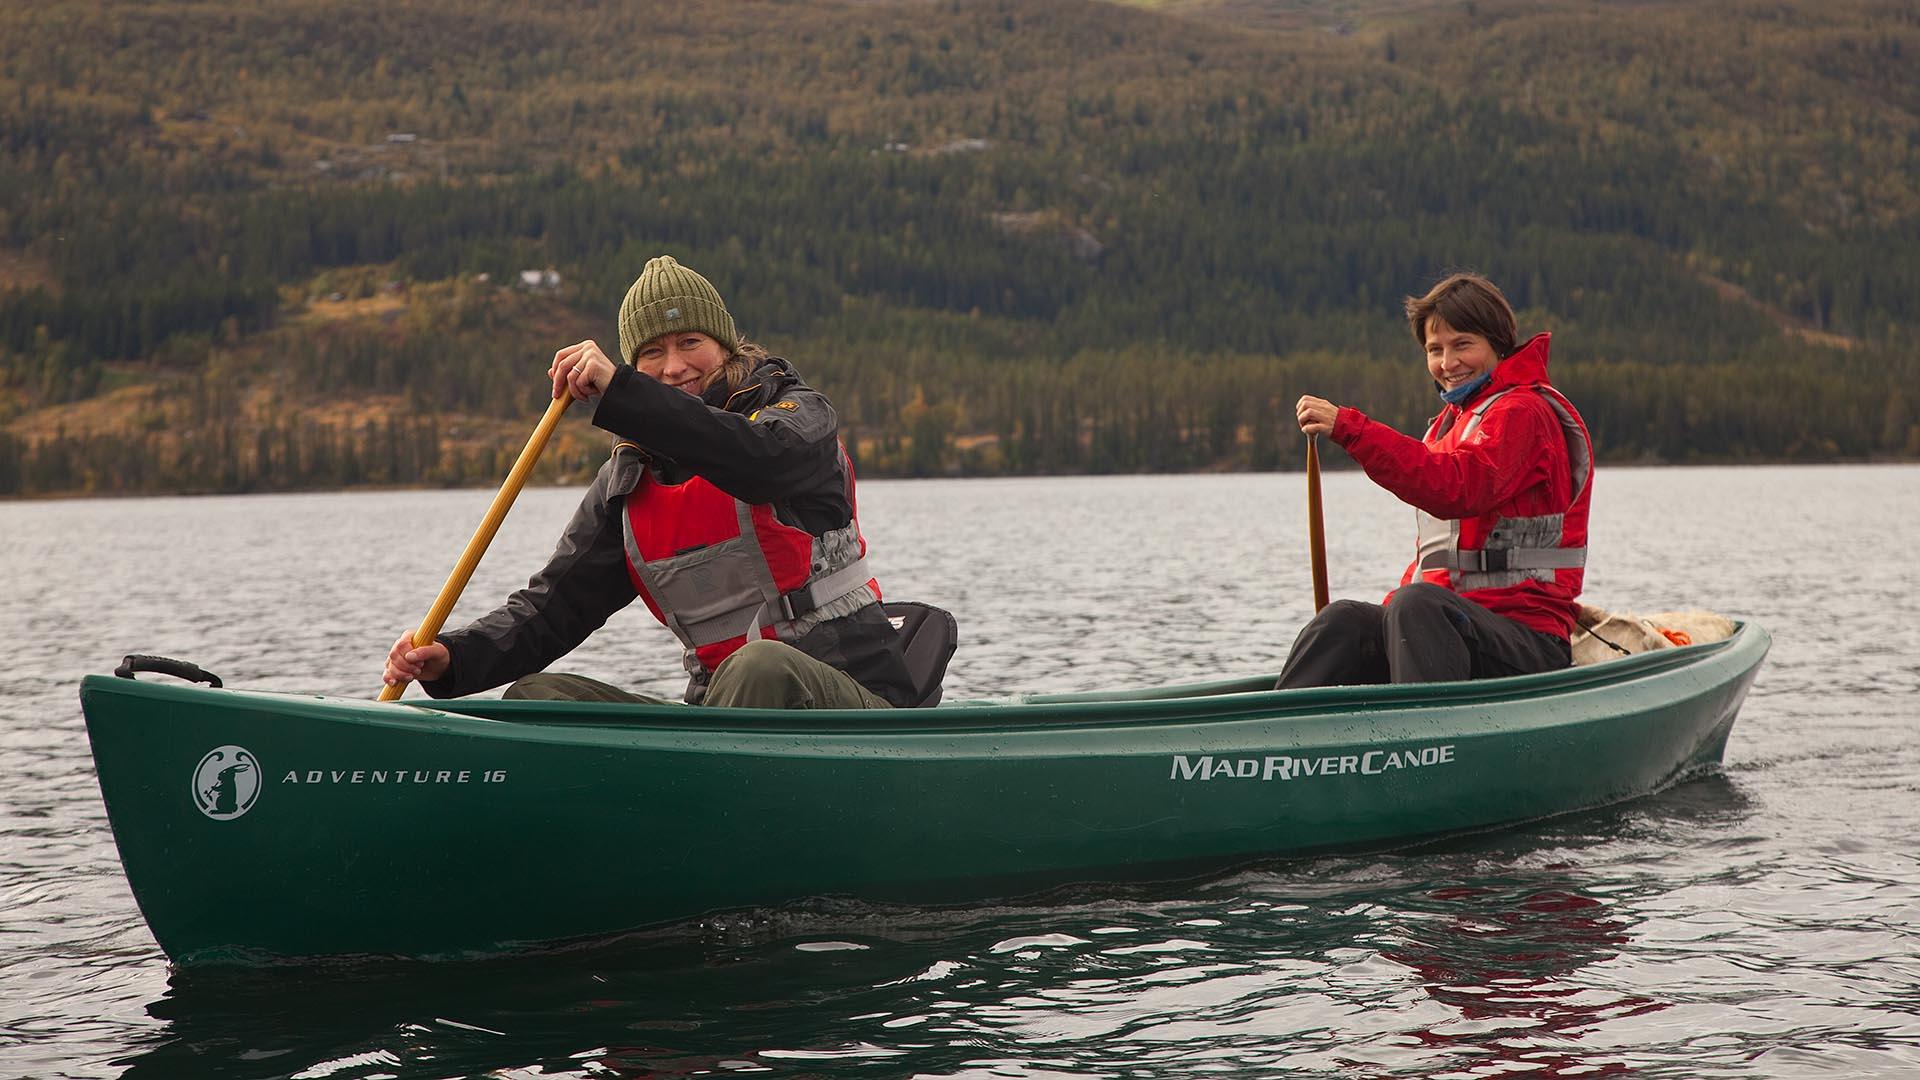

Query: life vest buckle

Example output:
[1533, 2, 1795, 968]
[775, 591, 808, 622]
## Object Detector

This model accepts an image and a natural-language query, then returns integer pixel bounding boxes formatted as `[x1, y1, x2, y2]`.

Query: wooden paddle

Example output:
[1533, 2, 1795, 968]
[379, 395, 572, 700]
[1306, 434, 1330, 613]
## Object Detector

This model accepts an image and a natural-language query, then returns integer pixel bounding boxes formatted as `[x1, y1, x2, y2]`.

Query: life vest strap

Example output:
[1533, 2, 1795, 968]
[775, 556, 873, 621]
[1421, 546, 1587, 573]
[671, 556, 875, 647]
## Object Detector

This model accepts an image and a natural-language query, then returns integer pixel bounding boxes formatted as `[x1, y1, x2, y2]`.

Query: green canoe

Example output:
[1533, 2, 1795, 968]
[80, 623, 1768, 966]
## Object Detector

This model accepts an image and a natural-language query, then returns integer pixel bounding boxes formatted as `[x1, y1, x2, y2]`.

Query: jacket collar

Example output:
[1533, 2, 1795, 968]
[702, 356, 802, 415]
[1456, 332, 1553, 409]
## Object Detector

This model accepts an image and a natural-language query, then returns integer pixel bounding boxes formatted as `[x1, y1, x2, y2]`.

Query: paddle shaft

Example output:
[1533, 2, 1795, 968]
[1307, 434, 1330, 613]
[379, 395, 572, 700]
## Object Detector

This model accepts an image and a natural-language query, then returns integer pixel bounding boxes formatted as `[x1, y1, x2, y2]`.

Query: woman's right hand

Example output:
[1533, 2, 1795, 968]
[550, 340, 618, 402]
[1296, 395, 1339, 436]
[384, 633, 450, 690]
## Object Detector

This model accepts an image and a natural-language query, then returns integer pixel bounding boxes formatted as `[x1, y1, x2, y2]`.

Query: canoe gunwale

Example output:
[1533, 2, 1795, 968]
[459, 621, 1762, 729]
[78, 622, 1767, 737]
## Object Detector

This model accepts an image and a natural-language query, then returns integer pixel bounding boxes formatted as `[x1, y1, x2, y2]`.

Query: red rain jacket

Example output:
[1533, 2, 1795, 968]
[1330, 333, 1593, 639]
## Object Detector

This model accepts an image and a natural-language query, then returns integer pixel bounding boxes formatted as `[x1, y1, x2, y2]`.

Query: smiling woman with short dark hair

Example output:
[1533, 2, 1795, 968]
[1280, 272, 1595, 688]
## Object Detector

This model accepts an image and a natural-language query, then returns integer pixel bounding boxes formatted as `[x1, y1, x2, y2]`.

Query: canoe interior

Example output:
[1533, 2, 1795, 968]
[415, 622, 1759, 728]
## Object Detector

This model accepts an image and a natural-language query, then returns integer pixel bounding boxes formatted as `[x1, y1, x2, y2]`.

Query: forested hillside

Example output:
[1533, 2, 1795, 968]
[2, 0, 1916, 495]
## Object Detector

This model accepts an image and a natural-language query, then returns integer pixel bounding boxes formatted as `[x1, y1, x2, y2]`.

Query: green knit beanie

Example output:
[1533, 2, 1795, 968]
[616, 256, 738, 363]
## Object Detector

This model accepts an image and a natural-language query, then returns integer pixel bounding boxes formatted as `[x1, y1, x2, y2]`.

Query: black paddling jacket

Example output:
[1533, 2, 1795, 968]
[422, 357, 914, 706]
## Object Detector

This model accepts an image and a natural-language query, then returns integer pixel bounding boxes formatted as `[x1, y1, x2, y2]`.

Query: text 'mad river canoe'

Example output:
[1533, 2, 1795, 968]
[78, 622, 1769, 966]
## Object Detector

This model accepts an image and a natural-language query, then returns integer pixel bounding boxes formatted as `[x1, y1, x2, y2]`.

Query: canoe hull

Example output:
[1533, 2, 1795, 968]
[80, 623, 1768, 965]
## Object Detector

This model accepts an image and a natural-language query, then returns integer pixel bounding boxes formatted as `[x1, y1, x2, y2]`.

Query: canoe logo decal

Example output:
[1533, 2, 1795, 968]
[192, 745, 262, 820]
[1170, 744, 1456, 783]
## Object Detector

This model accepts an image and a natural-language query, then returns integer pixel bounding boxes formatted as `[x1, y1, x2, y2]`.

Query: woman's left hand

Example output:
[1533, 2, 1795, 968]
[1296, 395, 1339, 436]
[550, 340, 617, 401]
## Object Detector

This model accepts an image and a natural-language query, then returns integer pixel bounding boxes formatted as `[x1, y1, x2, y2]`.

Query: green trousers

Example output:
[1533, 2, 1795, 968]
[503, 639, 892, 709]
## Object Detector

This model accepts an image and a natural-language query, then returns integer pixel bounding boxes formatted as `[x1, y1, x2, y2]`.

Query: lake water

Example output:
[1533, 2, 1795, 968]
[3, 466, 1917, 1079]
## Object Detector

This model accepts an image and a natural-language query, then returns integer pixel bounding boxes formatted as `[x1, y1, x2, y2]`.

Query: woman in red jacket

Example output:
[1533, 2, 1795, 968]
[1279, 273, 1594, 688]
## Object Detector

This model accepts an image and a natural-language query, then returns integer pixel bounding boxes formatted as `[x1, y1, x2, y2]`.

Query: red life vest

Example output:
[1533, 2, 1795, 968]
[1411, 381, 1593, 637]
[619, 449, 881, 684]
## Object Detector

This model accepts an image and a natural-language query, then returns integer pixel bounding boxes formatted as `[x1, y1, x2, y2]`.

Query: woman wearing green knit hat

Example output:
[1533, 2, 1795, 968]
[382, 255, 925, 709]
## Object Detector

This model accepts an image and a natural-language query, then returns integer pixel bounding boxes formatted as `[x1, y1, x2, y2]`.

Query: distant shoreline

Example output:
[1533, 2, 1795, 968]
[8, 456, 1917, 503]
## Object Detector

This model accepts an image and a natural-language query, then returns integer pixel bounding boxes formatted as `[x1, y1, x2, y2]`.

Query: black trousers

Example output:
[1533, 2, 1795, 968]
[1275, 582, 1572, 689]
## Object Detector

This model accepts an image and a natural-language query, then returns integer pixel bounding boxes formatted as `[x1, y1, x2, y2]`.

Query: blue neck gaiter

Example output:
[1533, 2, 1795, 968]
[1438, 370, 1493, 407]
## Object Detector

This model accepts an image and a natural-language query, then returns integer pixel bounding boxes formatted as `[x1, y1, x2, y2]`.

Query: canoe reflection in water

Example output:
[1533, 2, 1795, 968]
[1383, 879, 1659, 1077]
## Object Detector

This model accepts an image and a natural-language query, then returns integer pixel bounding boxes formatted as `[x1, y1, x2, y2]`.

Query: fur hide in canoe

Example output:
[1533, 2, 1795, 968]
[1572, 603, 1738, 666]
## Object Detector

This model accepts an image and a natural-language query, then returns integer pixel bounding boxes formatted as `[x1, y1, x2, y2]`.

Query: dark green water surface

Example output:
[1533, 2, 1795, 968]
[4, 468, 1917, 1078]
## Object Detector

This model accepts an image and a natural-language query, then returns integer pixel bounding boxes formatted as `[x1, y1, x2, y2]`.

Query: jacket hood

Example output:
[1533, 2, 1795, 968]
[1487, 332, 1552, 392]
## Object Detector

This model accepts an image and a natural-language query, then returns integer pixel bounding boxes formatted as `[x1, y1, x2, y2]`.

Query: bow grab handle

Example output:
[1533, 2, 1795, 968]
[113, 654, 224, 688]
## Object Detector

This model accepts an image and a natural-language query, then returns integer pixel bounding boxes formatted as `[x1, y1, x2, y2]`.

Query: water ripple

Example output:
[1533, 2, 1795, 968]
[3, 468, 1919, 1078]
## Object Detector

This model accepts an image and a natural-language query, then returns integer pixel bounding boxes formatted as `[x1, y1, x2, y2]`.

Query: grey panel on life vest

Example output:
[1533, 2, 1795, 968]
[1535, 386, 1592, 498]
[1451, 513, 1578, 590]
[1415, 510, 1459, 573]
[640, 536, 772, 642]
